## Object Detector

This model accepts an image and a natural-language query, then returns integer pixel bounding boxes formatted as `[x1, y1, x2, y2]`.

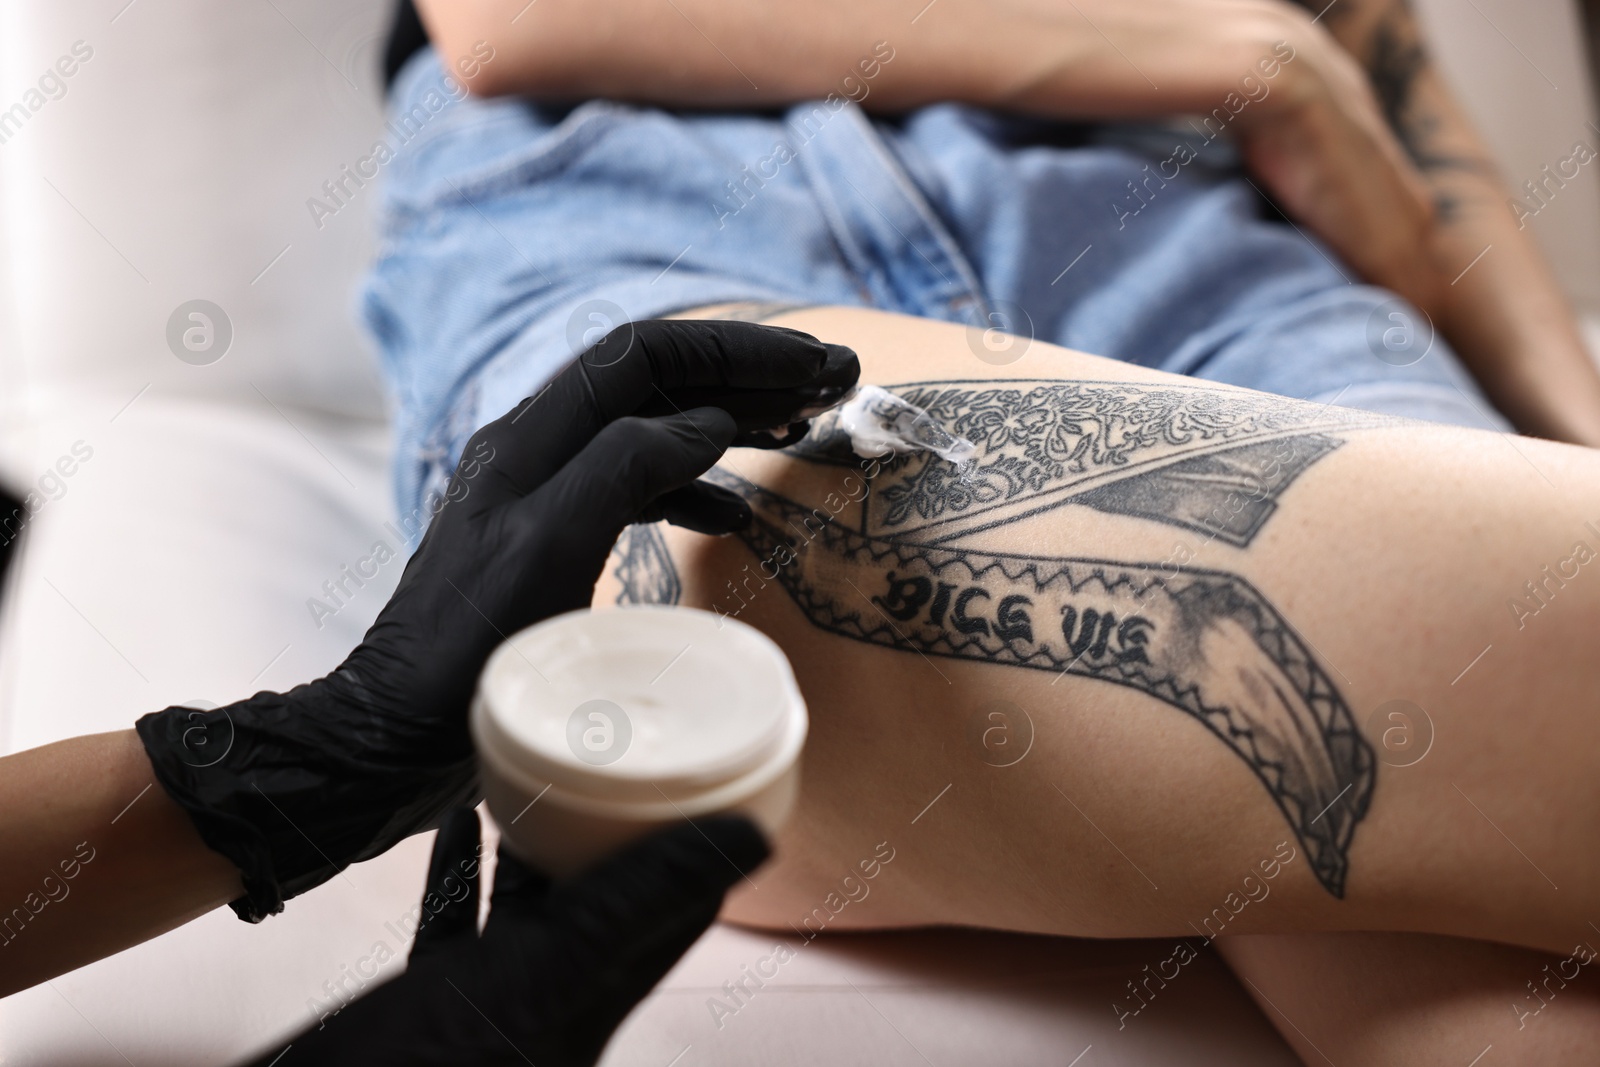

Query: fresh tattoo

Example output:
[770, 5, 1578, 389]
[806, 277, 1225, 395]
[611, 524, 682, 605]
[790, 379, 1389, 546]
[711, 470, 1374, 897]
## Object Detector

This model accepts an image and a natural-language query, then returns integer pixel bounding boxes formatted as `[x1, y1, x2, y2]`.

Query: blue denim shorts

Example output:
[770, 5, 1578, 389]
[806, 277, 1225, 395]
[363, 51, 1507, 521]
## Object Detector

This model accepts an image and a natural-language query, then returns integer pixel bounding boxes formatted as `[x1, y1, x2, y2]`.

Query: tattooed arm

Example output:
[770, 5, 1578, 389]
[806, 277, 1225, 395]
[600, 306, 1600, 957]
[1290, 0, 1600, 446]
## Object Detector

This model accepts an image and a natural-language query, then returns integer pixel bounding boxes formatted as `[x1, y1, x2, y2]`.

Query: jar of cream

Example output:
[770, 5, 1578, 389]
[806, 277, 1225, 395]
[471, 605, 808, 876]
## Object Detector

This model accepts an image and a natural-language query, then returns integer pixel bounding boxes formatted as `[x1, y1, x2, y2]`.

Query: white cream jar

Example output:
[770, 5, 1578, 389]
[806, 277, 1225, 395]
[471, 605, 807, 876]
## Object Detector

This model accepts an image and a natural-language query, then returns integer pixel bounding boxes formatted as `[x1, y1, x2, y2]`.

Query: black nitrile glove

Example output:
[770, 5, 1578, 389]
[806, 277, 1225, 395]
[249, 809, 770, 1067]
[136, 320, 858, 920]
[0, 486, 22, 590]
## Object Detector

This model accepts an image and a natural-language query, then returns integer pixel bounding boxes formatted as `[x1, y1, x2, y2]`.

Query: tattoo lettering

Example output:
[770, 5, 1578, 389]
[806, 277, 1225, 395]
[714, 471, 1375, 898]
[791, 379, 1383, 545]
[611, 525, 682, 606]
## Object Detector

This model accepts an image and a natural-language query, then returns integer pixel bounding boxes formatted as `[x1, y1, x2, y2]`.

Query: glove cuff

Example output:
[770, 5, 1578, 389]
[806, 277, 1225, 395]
[136, 678, 478, 922]
[134, 706, 284, 921]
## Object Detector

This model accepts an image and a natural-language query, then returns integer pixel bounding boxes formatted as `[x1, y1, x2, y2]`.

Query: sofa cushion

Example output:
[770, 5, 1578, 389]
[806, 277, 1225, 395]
[0, 0, 393, 424]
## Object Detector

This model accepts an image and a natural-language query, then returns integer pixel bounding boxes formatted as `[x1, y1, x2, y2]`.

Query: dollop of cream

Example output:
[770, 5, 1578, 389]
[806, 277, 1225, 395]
[836, 385, 977, 467]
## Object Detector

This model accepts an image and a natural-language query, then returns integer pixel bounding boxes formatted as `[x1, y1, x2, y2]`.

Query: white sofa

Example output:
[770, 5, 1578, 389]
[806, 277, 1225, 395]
[1, 1, 1595, 1063]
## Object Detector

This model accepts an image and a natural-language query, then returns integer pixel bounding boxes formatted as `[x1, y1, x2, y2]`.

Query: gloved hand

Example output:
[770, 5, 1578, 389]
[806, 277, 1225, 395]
[136, 319, 857, 920]
[249, 808, 770, 1067]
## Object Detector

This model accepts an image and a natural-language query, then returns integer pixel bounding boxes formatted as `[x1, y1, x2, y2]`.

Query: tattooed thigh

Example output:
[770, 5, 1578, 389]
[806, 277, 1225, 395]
[611, 378, 1394, 898]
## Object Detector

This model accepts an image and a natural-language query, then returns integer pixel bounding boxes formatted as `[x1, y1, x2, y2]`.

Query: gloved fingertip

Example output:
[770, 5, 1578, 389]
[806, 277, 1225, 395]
[491, 842, 553, 903]
[676, 406, 737, 450]
[678, 495, 751, 536]
[651, 482, 751, 536]
[441, 806, 482, 840]
[823, 343, 861, 382]
[791, 344, 859, 418]
[720, 497, 754, 535]
[732, 421, 810, 450]
[427, 809, 482, 878]
[752, 322, 827, 353]
[684, 815, 772, 881]
[410, 808, 485, 961]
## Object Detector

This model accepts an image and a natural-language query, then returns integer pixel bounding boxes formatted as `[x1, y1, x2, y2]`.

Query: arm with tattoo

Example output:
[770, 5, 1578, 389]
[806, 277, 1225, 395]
[1292, 0, 1600, 446]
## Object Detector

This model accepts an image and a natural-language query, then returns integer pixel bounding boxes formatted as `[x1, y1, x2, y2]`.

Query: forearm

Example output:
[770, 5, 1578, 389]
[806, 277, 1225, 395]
[1303, 0, 1600, 444]
[419, 0, 1317, 117]
[619, 306, 1600, 954]
[1420, 100, 1600, 445]
[0, 731, 240, 997]
[1430, 179, 1600, 445]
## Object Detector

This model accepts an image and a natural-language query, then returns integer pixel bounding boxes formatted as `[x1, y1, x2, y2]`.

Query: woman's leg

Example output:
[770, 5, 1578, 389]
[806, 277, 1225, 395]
[1216, 933, 1600, 1065]
[594, 304, 1600, 957]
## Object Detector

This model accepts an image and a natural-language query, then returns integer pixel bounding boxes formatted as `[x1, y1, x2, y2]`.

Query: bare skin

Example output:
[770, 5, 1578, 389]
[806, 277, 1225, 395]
[588, 303, 1600, 1063]
[1283, 0, 1600, 448]
[1218, 933, 1600, 1065]
[413, 5, 1600, 1057]
[0, 731, 241, 997]
[6, 3, 1590, 1047]
[423, 0, 1600, 446]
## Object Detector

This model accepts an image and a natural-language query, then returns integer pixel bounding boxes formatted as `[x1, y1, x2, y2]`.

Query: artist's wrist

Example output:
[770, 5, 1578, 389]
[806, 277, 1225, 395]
[136, 682, 478, 922]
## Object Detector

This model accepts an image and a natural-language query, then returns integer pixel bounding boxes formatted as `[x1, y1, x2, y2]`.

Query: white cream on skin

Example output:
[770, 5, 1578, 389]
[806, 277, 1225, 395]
[836, 385, 977, 467]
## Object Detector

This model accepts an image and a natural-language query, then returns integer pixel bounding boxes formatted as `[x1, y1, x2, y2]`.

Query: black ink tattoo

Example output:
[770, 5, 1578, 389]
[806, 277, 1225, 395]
[1366, 12, 1435, 163]
[712, 469, 1375, 898]
[1072, 432, 1342, 546]
[791, 379, 1386, 545]
[1298, 0, 1345, 23]
[611, 525, 682, 605]
[1366, 8, 1486, 209]
[1288, 0, 1491, 220]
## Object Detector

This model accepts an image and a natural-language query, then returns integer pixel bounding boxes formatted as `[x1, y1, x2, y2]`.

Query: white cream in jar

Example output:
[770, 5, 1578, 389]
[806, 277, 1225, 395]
[472, 606, 807, 876]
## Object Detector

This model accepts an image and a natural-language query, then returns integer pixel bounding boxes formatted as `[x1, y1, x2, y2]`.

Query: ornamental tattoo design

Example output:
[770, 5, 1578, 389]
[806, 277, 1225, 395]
[613, 376, 1384, 897]
[611, 524, 682, 606]
[711, 470, 1375, 898]
[790, 379, 1389, 545]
